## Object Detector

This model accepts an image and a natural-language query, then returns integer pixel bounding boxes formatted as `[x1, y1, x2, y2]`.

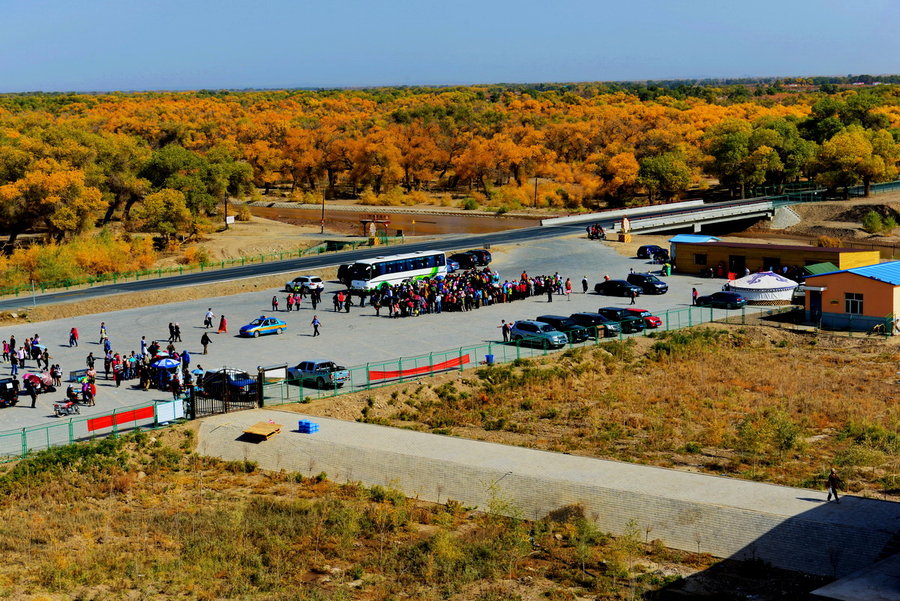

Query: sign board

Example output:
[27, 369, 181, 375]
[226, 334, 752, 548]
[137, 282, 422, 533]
[225, 216, 236, 225]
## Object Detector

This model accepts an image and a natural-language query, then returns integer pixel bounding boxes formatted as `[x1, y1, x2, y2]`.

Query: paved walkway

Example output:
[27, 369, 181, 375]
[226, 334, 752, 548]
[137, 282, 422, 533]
[197, 408, 900, 579]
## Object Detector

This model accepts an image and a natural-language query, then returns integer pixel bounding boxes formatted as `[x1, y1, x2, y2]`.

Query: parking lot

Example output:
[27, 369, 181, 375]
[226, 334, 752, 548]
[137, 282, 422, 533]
[0, 234, 768, 432]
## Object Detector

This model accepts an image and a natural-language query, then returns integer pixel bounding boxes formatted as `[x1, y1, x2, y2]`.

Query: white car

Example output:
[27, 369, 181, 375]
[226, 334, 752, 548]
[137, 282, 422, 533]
[284, 275, 322, 292]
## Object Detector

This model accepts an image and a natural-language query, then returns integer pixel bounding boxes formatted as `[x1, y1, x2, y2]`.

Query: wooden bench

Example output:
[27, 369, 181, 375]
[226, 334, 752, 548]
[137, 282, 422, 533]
[243, 421, 283, 440]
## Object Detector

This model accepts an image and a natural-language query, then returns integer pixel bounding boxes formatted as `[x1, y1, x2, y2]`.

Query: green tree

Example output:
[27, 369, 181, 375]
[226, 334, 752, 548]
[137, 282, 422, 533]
[139, 145, 218, 214]
[129, 188, 194, 242]
[638, 152, 692, 201]
[704, 119, 751, 197]
[815, 126, 899, 198]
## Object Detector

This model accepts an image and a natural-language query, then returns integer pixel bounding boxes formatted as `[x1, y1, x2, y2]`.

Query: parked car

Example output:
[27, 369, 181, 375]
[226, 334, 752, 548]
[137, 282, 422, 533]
[626, 272, 669, 294]
[508, 320, 568, 349]
[200, 368, 257, 401]
[535, 315, 591, 343]
[239, 316, 287, 337]
[595, 280, 643, 297]
[569, 312, 621, 338]
[446, 258, 461, 274]
[626, 308, 662, 328]
[0, 377, 19, 408]
[695, 291, 748, 309]
[596, 307, 645, 333]
[449, 252, 479, 270]
[465, 249, 492, 266]
[637, 244, 665, 259]
[288, 360, 351, 389]
[285, 275, 323, 293]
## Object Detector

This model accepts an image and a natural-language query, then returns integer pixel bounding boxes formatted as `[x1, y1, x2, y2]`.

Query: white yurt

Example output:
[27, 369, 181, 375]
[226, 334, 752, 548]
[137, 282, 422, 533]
[725, 271, 798, 305]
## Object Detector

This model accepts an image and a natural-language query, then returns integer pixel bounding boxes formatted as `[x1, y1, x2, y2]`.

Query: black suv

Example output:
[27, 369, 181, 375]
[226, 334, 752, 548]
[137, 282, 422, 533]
[596, 307, 645, 333]
[200, 369, 258, 402]
[637, 244, 665, 259]
[569, 312, 621, 338]
[595, 280, 643, 297]
[535, 315, 590, 343]
[465, 249, 492, 266]
[449, 252, 479, 269]
[626, 272, 668, 294]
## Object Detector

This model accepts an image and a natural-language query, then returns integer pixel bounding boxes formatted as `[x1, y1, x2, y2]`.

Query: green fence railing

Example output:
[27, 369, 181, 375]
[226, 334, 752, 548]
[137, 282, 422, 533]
[0, 400, 179, 463]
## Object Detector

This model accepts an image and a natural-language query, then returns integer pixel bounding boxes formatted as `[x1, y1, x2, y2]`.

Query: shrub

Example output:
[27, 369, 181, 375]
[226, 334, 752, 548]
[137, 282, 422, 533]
[235, 203, 252, 221]
[461, 197, 479, 210]
[816, 235, 842, 248]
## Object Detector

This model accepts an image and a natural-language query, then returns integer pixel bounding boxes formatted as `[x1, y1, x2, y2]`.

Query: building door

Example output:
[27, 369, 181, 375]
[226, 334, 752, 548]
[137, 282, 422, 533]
[809, 291, 822, 322]
[728, 255, 746, 274]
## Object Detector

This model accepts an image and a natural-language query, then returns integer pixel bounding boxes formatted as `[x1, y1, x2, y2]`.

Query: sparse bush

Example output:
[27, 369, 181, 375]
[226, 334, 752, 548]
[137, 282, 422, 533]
[816, 235, 842, 248]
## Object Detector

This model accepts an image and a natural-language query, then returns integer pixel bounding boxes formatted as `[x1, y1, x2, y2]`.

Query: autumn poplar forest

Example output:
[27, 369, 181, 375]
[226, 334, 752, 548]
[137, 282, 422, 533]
[0, 82, 899, 286]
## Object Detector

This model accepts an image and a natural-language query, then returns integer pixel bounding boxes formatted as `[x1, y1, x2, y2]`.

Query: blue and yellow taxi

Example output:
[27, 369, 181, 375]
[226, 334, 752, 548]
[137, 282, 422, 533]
[239, 316, 287, 337]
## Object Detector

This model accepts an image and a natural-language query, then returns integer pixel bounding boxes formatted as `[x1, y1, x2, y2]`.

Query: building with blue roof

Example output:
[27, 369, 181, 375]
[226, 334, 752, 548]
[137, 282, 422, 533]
[803, 261, 900, 334]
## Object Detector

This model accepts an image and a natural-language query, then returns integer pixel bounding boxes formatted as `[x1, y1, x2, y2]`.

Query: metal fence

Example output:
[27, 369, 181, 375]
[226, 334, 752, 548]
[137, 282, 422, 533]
[0, 399, 182, 462]
[2, 303, 893, 462]
[258, 304, 826, 406]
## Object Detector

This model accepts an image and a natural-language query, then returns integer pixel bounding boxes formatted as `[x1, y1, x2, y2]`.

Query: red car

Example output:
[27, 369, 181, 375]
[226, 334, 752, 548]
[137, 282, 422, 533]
[627, 308, 662, 328]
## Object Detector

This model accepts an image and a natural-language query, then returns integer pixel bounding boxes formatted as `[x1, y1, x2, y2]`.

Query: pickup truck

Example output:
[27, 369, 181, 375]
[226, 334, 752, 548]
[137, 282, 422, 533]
[287, 360, 351, 389]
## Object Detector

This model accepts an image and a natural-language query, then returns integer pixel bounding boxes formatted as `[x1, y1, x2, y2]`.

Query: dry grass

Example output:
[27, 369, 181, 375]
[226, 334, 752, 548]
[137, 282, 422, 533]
[0, 427, 759, 601]
[289, 325, 900, 499]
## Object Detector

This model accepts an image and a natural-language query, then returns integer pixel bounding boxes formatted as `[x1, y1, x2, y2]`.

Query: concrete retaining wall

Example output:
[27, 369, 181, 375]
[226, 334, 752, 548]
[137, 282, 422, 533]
[540, 199, 705, 227]
[198, 410, 900, 578]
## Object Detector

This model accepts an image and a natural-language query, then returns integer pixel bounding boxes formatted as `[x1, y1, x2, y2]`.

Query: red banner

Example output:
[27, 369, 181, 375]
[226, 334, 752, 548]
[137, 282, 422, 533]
[87, 405, 155, 432]
[369, 354, 470, 382]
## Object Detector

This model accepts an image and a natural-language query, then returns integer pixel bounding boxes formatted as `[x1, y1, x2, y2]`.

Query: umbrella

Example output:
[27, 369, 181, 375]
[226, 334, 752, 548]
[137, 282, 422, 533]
[190, 368, 205, 375]
[22, 373, 40, 385]
[151, 358, 180, 369]
[32, 343, 46, 350]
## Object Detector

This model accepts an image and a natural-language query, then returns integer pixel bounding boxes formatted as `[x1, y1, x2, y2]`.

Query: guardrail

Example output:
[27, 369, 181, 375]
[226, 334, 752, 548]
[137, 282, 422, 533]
[0, 236, 405, 298]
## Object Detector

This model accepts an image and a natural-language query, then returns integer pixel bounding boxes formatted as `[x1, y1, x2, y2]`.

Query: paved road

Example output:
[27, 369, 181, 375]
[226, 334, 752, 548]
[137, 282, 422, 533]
[0, 223, 587, 311]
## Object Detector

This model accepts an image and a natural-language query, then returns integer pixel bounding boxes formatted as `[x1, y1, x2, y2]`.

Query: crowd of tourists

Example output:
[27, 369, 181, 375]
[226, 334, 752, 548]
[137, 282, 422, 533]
[348, 268, 575, 318]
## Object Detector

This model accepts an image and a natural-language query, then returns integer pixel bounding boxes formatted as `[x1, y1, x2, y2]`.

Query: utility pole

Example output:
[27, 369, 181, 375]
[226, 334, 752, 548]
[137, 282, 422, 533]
[533, 177, 538, 207]
[223, 191, 229, 230]
[320, 188, 326, 234]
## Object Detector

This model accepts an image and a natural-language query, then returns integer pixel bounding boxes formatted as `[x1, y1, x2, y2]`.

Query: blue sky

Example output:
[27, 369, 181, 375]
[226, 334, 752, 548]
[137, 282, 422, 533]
[1, 0, 897, 92]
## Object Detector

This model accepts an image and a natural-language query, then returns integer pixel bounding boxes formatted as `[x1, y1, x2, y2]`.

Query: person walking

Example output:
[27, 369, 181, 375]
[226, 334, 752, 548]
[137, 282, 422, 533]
[200, 332, 212, 355]
[9, 353, 18, 376]
[99, 322, 108, 344]
[217, 315, 228, 333]
[629, 288, 637, 305]
[204, 308, 214, 328]
[691, 288, 699, 306]
[581, 276, 588, 294]
[499, 320, 510, 343]
[24, 378, 37, 408]
[174, 323, 182, 342]
[271, 295, 279, 312]
[546, 286, 553, 303]
[139, 336, 147, 358]
[565, 278, 572, 300]
[69, 327, 79, 347]
[826, 468, 842, 503]
[311, 315, 321, 337]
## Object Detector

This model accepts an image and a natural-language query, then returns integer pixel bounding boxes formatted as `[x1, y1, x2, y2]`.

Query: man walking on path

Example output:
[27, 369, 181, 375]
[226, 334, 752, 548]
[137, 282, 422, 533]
[69, 327, 79, 347]
[204, 308, 214, 329]
[581, 276, 588, 294]
[311, 315, 321, 337]
[200, 332, 212, 355]
[826, 468, 842, 503]
[499, 320, 510, 342]
[629, 288, 637, 305]
[691, 288, 699, 306]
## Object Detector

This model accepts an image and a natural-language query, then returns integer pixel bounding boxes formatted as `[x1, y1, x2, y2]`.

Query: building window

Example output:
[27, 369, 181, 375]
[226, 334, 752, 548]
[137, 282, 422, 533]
[844, 292, 863, 315]
[694, 253, 707, 266]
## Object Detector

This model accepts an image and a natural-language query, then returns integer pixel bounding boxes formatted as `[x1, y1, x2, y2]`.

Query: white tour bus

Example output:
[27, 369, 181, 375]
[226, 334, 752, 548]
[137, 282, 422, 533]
[349, 251, 448, 291]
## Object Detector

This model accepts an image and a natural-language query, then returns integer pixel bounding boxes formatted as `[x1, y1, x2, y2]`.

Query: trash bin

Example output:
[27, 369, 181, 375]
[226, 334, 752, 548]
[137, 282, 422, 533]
[485, 354, 494, 365]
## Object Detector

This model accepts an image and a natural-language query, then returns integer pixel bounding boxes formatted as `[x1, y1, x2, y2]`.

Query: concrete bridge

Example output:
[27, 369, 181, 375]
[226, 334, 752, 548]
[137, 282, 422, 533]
[542, 195, 810, 234]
